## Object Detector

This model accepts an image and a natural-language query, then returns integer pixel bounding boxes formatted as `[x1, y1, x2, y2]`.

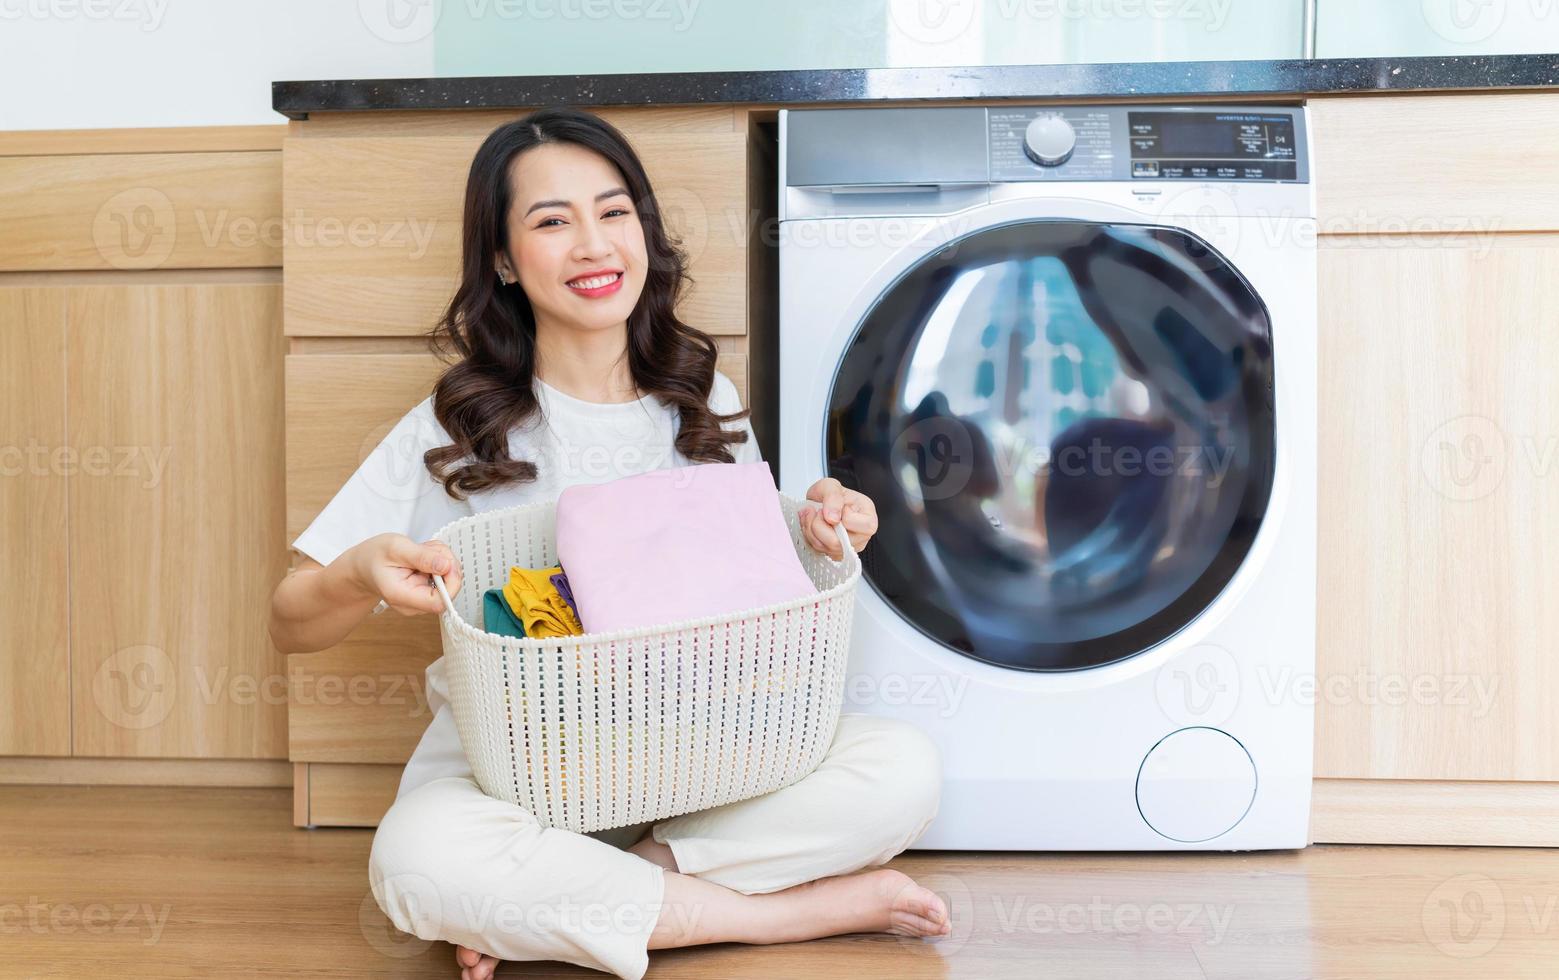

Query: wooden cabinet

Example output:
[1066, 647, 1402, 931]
[1303, 93, 1559, 837]
[0, 290, 70, 756]
[0, 129, 289, 775]
[284, 351, 447, 793]
[1315, 243, 1559, 782]
[1308, 93, 1559, 792]
[0, 151, 281, 270]
[0, 281, 287, 761]
[67, 283, 287, 758]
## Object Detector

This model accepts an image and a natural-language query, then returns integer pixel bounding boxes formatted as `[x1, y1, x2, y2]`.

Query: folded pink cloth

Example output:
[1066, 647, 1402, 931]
[554, 462, 817, 633]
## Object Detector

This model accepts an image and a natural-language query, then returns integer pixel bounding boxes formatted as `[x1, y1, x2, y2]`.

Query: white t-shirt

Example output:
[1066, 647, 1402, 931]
[290, 369, 761, 801]
[292, 369, 759, 568]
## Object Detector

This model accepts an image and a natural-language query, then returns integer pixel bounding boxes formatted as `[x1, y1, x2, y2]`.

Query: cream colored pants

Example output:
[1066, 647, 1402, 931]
[368, 662, 942, 980]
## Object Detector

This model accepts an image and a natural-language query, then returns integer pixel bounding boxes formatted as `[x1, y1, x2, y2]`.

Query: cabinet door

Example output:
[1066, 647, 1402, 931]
[68, 283, 287, 758]
[284, 353, 447, 766]
[1316, 244, 1559, 780]
[0, 289, 70, 755]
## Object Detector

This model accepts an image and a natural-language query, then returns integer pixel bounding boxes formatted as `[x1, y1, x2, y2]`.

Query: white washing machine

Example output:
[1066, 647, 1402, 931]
[778, 105, 1316, 850]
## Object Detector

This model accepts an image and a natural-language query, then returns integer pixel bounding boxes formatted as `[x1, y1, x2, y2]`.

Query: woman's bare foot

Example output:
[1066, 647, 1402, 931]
[651, 866, 950, 950]
[863, 867, 954, 938]
[782, 867, 951, 940]
[455, 943, 499, 980]
[454, 865, 948, 975]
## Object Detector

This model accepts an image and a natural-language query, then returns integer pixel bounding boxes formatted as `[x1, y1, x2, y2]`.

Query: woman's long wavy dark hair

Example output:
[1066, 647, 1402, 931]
[422, 107, 749, 499]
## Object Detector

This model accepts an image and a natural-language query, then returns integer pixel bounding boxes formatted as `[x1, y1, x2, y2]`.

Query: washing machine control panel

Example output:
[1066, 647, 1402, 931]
[991, 108, 1114, 180]
[987, 105, 1308, 183]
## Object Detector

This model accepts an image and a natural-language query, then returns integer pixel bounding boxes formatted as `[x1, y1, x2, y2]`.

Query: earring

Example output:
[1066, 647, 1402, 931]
[497, 270, 509, 286]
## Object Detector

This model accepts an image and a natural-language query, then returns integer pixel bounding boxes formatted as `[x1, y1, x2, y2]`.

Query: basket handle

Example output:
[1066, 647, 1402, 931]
[431, 571, 457, 617]
[826, 514, 855, 563]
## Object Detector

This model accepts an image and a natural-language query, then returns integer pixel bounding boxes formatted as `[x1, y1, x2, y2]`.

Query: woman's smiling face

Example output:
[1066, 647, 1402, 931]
[500, 142, 648, 333]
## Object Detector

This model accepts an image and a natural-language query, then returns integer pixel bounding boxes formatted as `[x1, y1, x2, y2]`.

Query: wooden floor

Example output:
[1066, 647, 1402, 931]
[3, 785, 1558, 979]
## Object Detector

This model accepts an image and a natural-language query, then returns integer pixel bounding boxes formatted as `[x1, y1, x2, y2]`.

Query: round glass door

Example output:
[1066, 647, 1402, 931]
[826, 220, 1275, 671]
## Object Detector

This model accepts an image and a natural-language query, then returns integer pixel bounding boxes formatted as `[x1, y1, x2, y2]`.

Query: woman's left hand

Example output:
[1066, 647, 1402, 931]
[798, 478, 877, 559]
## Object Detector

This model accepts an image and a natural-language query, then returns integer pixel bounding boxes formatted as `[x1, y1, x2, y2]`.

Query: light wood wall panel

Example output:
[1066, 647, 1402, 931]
[284, 353, 447, 543]
[1316, 241, 1559, 781]
[1311, 92, 1559, 234]
[0, 125, 285, 156]
[0, 757, 290, 787]
[301, 762, 403, 827]
[1312, 779, 1559, 847]
[717, 352, 748, 412]
[0, 289, 71, 756]
[0, 152, 282, 271]
[281, 128, 748, 338]
[68, 284, 288, 758]
[283, 353, 452, 775]
[287, 617, 440, 765]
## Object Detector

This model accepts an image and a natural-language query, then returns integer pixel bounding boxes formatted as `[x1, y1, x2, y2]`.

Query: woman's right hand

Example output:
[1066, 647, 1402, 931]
[353, 533, 464, 616]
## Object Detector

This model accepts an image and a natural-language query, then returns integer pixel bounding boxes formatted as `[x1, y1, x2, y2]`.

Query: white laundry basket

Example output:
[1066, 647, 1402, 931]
[428, 492, 860, 834]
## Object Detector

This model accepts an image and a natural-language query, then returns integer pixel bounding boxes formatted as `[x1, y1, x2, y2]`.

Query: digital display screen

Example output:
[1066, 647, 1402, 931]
[1128, 111, 1298, 180]
[1161, 121, 1237, 156]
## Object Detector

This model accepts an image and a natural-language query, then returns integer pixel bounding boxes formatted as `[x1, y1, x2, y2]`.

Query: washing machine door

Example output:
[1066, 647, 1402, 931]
[826, 219, 1275, 671]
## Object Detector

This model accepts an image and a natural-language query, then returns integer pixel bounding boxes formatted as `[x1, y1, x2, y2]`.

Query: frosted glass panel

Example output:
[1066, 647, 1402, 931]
[1319, 0, 1559, 56]
[432, 0, 1305, 77]
[886, 0, 1304, 67]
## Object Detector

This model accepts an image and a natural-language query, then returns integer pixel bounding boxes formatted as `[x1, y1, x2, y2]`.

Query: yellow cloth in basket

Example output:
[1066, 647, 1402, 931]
[502, 565, 584, 639]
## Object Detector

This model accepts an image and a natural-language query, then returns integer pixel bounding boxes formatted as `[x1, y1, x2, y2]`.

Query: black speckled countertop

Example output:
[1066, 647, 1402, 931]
[272, 54, 1559, 119]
